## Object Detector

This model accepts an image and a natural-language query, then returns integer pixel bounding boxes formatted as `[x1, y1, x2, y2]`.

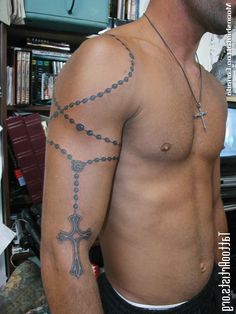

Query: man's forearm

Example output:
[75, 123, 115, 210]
[41, 253, 103, 314]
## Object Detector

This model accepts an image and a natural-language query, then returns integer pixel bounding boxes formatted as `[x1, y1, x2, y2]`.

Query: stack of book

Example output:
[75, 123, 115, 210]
[7, 37, 71, 106]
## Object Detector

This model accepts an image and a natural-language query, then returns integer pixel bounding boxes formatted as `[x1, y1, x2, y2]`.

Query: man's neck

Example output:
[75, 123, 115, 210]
[143, 0, 206, 65]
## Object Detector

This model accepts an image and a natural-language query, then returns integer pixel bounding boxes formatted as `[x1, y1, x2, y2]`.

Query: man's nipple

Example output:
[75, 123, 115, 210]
[160, 143, 172, 152]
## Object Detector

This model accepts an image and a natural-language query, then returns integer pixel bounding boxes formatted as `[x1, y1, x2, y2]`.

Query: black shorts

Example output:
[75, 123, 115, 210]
[97, 265, 234, 314]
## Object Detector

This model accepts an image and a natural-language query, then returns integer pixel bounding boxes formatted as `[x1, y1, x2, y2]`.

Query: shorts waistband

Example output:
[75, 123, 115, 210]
[113, 287, 187, 310]
[98, 264, 221, 314]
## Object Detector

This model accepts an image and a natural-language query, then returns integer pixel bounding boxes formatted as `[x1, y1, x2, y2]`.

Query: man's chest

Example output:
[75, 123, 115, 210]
[123, 77, 227, 163]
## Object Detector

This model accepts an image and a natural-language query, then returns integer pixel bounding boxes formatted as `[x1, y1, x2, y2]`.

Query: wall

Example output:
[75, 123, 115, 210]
[139, 0, 150, 17]
[197, 33, 213, 71]
[138, 0, 226, 73]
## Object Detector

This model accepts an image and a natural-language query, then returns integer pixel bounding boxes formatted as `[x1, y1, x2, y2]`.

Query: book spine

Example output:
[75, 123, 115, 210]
[16, 50, 22, 105]
[27, 37, 70, 47]
[127, 0, 132, 20]
[52, 60, 57, 77]
[21, 51, 26, 105]
[32, 49, 71, 59]
[136, 0, 140, 19]
[26, 37, 70, 51]
[23, 113, 46, 180]
[35, 59, 44, 102]
[32, 54, 69, 62]
[131, 0, 138, 20]
[25, 51, 31, 105]
[31, 58, 37, 104]
[117, 0, 123, 19]
[136, 0, 140, 18]
[42, 60, 51, 101]
[7, 66, 13, 106]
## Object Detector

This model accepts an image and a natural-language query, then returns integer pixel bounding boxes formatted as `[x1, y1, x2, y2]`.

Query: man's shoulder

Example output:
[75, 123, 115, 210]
[74, 20, 145, 65]
[53, 23, 140, 120]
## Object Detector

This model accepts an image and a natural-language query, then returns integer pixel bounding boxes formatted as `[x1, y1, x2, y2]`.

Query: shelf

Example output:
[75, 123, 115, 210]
[7, 105, 51, 112]
[7, 25, 86, 52]
[113, 18, 134, 27]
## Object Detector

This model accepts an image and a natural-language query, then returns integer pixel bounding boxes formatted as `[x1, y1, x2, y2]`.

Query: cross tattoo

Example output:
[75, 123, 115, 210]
[193, 105, 207, 131]
[57, 213, 92, 278]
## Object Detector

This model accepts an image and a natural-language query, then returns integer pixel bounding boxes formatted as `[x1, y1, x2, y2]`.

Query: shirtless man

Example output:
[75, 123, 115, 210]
[41, 0, 236, 313]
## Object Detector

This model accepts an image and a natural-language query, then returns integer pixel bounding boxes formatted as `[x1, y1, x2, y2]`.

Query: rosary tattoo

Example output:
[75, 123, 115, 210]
[47, 35, 135, 278]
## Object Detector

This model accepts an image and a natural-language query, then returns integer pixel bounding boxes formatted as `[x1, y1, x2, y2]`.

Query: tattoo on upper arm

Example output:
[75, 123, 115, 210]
[49, 35, 135, 121]
[47, 35, 135, 279]
[53, 104, 121, 146]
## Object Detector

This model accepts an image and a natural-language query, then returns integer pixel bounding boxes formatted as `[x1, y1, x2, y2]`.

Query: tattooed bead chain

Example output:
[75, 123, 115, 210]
[50, 35, 135, 121]
[55, 104, 121, 146]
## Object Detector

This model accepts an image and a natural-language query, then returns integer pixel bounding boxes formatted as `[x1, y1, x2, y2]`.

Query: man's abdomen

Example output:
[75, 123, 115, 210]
[99, 163, 216, 304]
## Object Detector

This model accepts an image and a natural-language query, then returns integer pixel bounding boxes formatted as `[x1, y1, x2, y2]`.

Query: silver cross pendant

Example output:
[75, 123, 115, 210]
[193, 105, 207, 131]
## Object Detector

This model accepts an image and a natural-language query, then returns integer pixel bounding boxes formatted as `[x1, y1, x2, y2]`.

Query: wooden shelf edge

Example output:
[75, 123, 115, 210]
[7, 105, 51, 112]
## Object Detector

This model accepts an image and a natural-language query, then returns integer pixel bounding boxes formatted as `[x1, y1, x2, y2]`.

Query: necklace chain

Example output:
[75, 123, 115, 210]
[144, 13, 207, 131]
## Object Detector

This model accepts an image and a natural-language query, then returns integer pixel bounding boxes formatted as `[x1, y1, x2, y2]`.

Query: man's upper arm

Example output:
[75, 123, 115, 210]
[41, 35, 137, 278]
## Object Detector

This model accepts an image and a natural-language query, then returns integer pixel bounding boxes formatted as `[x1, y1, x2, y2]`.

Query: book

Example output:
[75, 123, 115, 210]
[131, 0, 139, 20]
[26, 37, 71, 52]
[23, 113, 46, 180]
[31, 55, 68, 104]
[116, 0, 139, 20]
[9, 46, 70, 106]
[6, 115, 45, 204]
[117, 0, 124, 19]
[32, 49, 71, 61]
[41, 72, 54, 100]
[25, 51, 31, 105]
[33, 59, 50, 103]
[21, 51, 26, 104]
[31, 57, 37, 105]
[6, 66, 13, 106]
[16, 49, 22, 105]
[8, 47, 31, 106]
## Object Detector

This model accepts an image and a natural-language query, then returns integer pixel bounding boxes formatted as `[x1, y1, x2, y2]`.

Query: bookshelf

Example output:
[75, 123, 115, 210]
[0, 22, 11, 277]
[1, 23, 80, 275]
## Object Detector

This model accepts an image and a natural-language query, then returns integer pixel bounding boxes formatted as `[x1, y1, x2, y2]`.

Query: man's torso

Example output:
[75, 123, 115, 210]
[99, 19, 227, 305]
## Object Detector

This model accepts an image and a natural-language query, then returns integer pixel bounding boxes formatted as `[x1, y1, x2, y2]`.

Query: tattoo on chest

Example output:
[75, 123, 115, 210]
[47, 34, 135, 278]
